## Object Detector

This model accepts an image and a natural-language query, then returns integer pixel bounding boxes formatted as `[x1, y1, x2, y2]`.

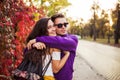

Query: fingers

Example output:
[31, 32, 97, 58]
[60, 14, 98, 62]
[41, 43, 46, 49]
[27, 39, 36, 50]
[27, 41, 32, 50]
[33, 42, 46, 50]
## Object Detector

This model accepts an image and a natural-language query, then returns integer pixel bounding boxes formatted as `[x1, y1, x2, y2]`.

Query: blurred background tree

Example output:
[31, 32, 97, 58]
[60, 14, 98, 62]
[68, 1, 119, 45]
[0, 0, 70, 79]
[113, 3, 120, 44]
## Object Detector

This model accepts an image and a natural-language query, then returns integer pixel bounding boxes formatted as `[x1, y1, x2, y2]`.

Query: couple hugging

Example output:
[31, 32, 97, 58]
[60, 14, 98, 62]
[12, 13, 78, 80]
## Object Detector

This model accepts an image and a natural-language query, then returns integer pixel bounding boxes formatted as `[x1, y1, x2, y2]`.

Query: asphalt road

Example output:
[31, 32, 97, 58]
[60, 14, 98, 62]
[73, 40, 120, 80]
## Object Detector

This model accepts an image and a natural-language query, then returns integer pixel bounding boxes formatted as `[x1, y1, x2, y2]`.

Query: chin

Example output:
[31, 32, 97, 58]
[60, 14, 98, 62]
[57, 31, 67, 35]
[58, 33, 67, 36]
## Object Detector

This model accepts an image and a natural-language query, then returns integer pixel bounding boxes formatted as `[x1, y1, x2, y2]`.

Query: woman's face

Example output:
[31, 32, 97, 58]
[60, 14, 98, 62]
[47, 19, 56, 36]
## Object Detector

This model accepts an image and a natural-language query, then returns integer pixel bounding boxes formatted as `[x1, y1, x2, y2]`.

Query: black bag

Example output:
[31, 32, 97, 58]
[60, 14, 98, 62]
[12, 49, 52, 80]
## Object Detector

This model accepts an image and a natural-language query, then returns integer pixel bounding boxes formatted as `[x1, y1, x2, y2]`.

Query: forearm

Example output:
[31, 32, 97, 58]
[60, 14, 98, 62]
[36, 36, 78, 51]
[52, 53, 69, 73]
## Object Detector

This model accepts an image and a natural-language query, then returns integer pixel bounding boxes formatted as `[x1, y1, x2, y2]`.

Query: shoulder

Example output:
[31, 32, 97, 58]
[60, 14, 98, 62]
[50, 48, 60, 53]
[53, 48, 60, 52]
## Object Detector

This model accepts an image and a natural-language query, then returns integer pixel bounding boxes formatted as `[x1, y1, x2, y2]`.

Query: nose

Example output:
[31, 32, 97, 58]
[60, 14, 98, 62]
[62, 25, 66, 28]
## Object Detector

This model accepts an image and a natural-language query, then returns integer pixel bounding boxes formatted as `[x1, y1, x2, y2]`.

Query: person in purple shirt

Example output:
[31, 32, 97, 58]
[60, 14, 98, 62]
[27, 13, 78, 80]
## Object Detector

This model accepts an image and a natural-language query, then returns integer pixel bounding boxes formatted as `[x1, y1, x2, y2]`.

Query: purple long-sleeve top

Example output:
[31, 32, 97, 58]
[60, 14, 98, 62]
[36, 34, 78, 80]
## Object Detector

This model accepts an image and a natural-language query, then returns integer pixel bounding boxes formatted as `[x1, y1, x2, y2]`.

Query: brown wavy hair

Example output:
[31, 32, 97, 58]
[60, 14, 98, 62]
[25, 17, 51, 64]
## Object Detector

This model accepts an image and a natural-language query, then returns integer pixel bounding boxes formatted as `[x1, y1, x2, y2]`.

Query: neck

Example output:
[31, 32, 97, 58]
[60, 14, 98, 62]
[57, 33, 67, 36]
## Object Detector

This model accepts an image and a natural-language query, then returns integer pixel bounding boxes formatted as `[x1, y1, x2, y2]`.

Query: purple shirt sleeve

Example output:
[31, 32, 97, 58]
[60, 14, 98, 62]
[36, 35, 78, 51]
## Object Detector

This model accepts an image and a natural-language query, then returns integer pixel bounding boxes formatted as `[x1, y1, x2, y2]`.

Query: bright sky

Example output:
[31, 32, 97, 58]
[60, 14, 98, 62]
[62, 0, 118, 22]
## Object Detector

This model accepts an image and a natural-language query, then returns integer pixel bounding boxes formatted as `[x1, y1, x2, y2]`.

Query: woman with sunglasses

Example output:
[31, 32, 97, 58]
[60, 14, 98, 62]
[12, 17, 70, 80]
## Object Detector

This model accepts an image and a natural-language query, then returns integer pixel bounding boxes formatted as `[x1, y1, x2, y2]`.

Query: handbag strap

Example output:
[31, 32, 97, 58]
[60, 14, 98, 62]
[42, 55, 52, 76]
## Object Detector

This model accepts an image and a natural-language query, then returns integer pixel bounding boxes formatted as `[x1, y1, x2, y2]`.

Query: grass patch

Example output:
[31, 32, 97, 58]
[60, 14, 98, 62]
[82, 37, 120, 48]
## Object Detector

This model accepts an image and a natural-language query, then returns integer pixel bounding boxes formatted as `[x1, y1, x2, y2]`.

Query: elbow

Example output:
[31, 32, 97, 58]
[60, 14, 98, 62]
[53, 70, 59, 73]
[53, 68, 60, 73]
[67, 41, 78, 48]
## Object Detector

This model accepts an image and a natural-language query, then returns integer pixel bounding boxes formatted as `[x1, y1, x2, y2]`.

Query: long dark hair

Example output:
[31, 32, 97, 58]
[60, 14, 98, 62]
[13, 18, 51, 80]
[25, 18, 50, 65]
[26, 18, 50, 43]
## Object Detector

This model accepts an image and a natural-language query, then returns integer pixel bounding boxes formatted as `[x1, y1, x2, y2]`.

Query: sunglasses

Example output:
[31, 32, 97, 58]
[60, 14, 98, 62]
[54, 22, 68, 28]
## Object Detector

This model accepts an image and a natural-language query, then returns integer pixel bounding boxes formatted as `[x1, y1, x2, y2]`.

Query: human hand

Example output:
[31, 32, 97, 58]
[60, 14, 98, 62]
[27, 39, 36, 49]
[63, 51, 70, 55]
[19, 71, 27, 78]
[33, 42, 46, 50]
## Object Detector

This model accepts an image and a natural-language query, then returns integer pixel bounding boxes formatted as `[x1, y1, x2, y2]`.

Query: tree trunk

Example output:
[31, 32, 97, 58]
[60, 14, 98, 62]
[114, 4, 120, 44]
[93, 11, 96, 41]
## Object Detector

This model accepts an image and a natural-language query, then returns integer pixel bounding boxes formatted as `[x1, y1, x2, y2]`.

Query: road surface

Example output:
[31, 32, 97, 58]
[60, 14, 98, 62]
[73, 40, 120, 80]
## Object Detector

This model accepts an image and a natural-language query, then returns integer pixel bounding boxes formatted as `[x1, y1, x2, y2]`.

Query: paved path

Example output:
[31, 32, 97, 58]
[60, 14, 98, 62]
[73, 54, 107, 80]
[73, 40, 120, 80]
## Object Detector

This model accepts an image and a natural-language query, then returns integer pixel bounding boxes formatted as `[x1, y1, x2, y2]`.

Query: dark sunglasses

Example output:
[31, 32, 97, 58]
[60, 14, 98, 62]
[54, 22, 68, 28]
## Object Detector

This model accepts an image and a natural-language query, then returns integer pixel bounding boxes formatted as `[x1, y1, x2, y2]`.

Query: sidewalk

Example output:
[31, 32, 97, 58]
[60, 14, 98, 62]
[73, 53, 107, 80]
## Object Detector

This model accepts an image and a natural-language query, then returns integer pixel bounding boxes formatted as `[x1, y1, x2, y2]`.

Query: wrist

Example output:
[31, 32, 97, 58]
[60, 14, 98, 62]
[65, 53, 70, 56]
[30, 39, 36, 44]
